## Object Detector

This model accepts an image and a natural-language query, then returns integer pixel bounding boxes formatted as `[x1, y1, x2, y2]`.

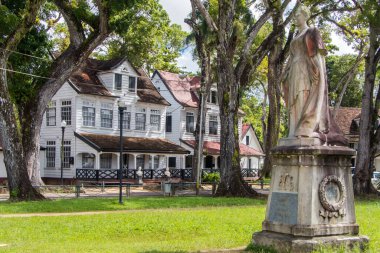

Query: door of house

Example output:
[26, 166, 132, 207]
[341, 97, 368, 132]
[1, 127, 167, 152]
[204, 156, 213, 169]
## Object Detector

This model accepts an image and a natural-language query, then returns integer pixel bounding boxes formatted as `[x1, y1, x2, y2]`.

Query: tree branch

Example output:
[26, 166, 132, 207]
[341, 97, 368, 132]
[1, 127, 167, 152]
[190, 0, 218, 32]
[1, 0, 44, 59]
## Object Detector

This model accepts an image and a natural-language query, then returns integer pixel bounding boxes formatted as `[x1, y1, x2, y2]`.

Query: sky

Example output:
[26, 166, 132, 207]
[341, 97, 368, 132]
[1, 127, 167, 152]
[159, 0, 354, 73]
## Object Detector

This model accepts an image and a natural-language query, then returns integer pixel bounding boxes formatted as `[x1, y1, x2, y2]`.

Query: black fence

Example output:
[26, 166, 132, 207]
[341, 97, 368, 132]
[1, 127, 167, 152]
[76, 168, 258, 181]
[76, 168, 193, 181]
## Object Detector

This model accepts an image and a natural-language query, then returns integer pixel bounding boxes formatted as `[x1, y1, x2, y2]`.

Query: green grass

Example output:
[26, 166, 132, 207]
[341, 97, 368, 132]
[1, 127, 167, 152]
[0, 197, 378, 253]
[0, 196, 265, 214]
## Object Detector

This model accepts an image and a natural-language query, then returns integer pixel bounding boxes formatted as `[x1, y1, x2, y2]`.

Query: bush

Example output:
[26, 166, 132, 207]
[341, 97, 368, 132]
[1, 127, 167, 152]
[202, 172, 220, 183]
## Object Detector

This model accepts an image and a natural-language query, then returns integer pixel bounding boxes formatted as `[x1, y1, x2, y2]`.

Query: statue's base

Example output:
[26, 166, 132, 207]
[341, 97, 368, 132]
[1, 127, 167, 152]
[278, 137, 323, 147]
[252, 144, 369, 252]
[253, 231, 369, 253]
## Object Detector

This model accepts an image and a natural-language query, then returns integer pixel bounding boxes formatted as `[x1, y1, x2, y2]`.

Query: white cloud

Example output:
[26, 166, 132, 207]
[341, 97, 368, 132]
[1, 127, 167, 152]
[159, 0, 192, 32]
[177, 47, 199, 73]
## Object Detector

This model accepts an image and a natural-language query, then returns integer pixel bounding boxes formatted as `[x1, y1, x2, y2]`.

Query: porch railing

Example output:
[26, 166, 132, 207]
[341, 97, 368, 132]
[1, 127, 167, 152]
[76, 168, 258, 181]
[76, 168, 193, 181]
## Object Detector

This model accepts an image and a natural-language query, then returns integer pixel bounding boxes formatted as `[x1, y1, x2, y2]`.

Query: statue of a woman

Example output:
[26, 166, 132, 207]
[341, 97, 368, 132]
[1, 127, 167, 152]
[282, 6, 347, 146]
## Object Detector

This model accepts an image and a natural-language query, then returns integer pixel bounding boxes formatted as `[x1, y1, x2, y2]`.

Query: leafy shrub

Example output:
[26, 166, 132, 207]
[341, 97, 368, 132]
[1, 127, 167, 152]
[202, 172, 220, 183]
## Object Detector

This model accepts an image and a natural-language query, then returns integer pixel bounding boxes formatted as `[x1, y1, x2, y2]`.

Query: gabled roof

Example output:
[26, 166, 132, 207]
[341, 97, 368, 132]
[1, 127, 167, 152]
[180, 139, 264, 157]
[154, 70, 200, 108]
[69, 58, 170, 105]
[242, 123, 251, 137]
[75, 132, 189, 154]
[333, 107, 362, 135]
[136, 69, 170, 106]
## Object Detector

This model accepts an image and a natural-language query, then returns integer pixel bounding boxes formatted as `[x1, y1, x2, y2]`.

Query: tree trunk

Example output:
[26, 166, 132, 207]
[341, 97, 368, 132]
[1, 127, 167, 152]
[353, 20, 379, 195]
[261, 2, 285, 177]
[0, 58, 44, 200]
[212, 0, 258, 197]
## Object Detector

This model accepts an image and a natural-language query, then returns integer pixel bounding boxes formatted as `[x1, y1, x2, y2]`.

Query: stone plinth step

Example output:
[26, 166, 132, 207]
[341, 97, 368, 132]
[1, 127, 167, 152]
[253, 231, 369, 253]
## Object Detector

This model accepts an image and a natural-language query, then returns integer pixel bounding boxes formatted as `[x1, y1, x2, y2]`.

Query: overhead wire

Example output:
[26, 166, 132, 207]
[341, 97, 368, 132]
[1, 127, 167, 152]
[0, 48, 201, 113]
[0, 47, 201, 91]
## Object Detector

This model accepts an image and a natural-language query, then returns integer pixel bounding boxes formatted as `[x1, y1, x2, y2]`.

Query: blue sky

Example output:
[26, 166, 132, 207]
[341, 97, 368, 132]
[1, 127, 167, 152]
[159, 0, 353, 73]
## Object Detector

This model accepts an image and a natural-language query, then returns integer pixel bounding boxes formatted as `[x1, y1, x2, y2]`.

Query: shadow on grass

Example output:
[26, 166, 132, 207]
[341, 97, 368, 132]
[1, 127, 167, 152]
[245, 243, 277, 253]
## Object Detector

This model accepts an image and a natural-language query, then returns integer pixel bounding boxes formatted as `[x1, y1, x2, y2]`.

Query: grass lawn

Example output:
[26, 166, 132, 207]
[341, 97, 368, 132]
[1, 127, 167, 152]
[0, 196, 378, 253]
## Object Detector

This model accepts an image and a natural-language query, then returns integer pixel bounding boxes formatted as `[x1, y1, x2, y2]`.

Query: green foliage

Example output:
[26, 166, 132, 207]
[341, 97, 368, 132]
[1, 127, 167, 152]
[105, 0, 187, 74]
[326, 54, 364, 107]
[202, 172, 220, 183]
[241, 93, 265, 143]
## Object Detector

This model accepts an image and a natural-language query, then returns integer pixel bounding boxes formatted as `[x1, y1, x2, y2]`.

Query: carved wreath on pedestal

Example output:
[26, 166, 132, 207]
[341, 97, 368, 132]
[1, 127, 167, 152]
[318, 175, 346, 219]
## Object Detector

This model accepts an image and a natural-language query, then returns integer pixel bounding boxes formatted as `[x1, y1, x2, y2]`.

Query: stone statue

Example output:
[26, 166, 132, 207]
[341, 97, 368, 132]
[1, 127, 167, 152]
[282, 6, 347, 146]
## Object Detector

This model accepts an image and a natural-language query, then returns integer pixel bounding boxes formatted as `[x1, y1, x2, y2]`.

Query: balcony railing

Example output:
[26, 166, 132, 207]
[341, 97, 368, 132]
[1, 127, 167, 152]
[76, 168, 258, 181]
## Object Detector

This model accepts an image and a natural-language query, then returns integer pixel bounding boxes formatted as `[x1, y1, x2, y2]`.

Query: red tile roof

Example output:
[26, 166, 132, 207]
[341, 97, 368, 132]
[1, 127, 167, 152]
[333, 107, 362, 135]
[180, 139, 264, 156]
[75, 132, 189, 154]
[242, 124, 251, 137]
[155, 70, 200, 108]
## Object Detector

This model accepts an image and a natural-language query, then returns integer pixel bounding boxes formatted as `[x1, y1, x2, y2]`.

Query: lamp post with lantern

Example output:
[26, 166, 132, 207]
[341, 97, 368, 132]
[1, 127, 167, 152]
[60, 120, 67, 185]
[118, 100, 127, 204]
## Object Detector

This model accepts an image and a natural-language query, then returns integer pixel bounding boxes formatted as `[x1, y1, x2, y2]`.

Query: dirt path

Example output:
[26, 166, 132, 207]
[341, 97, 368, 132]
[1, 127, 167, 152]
[0, 205, 255, 218]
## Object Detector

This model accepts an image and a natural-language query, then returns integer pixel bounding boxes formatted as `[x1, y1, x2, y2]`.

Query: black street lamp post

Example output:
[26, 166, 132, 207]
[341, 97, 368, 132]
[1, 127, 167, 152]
[118, 100, 127, 204]
[60, 120, 67, 186]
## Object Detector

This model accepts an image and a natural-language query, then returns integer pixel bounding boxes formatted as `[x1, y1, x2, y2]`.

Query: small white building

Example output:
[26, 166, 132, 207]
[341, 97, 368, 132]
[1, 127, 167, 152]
[151, 70, 264, 171]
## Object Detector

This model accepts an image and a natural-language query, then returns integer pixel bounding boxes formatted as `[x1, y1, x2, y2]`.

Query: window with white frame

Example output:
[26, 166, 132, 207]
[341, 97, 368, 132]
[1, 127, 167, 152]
[207, 90, 218, 104]
[120, 111, 131, 129]
[166, 112, 172, 133]
[115, 73, 122, 90]
[209, 115, 218, 135]
[82, 101, 95, 127]
[246, 135, 250, 145]
[136, 155, 144, 169]
[46, 141, 56, 168]
[100, 154, 112, 169]
[100, 103, 113, 128]
[135, 108, 146, 130]
[150, 109, 161, 131]
[61, 100, 72, 125]
[186, 112, 195, 133]
[129, 76, 136, 92]
[82, 153, 95, 168]
[46, 101, 56, 126]
[154, 156, 159, 169]
[63, 140, 71, 168]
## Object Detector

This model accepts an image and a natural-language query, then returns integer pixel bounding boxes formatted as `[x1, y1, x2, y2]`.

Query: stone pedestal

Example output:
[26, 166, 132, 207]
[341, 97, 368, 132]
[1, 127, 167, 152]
[253, 144, 369, 252]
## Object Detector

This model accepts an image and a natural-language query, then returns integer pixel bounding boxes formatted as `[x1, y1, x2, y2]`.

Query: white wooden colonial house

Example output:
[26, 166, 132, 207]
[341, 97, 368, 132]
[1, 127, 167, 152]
[39, 58, 189, 182]
[151, 70, 264, 173]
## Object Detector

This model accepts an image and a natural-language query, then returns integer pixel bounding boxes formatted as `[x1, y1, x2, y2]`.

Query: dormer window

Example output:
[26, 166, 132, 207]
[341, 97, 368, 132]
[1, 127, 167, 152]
[208, 90, 218, 104]
[115, 73, 122, 91]
[129, 76, 136, 92]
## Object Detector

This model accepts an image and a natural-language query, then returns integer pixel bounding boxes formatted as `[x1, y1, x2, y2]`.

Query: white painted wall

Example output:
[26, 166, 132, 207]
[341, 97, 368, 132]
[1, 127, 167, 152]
[0, 152, 5, 178]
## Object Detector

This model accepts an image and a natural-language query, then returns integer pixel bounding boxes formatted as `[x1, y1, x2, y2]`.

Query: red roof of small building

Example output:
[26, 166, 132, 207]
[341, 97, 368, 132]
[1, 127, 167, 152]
[333, 107, 362, 135]
[155, 70, 200, 108]
[181, 139, 264, 157]
[242, 124, 251, 137]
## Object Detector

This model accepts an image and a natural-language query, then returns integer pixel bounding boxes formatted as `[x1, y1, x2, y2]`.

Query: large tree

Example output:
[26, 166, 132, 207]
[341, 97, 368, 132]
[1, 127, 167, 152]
[190, 0, 299, 196]
[353, 0, 380, 195]
[0, 0, 141, 200]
